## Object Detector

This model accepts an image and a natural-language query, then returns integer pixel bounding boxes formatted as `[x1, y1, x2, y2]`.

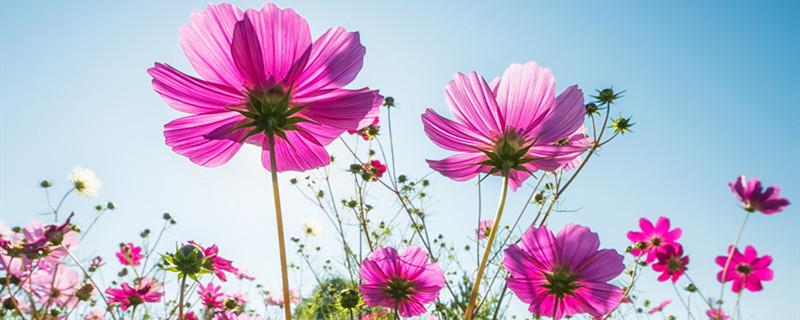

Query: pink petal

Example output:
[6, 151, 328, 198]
[751, 254, 773, 269]
[294, 27, 366, 96]
[529, 85, 585, 144]
[164, 112, 248, 167]
[627, 231, 647, 243]
[445, 71, 503, 137]
[421, 109, 492, 152]
[571, 282, 623, 316]
[639, 218, 655, 235]
[555, 224, 601, 266]
[231, 15, 268, 88]
[745, 276, 763, 292]
[575, 249, 625, 283]
[494, 62, 555, 134]
[255, 131, 331, 172]
[426, 153, 487, 182]
[179, 3, 246, 90]
[294, 88, 383, 132]
[743, 246, 757, 261]
[654, 216, 670, 235]
[244, 3, 312, 85]
[503, 245, 546, 279]
[525, 143, 589, 171]
[518, 226, 558, 270]
[148, 63, 244, 114]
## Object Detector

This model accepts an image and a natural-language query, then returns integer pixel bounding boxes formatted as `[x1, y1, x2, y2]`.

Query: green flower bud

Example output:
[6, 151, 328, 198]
[40, 180, 52, 188]
[338, 289, 359, 309]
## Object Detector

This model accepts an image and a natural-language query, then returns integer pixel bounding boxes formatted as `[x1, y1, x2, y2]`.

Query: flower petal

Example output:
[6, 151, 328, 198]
[495, 61, 555, 134]
[231, 14, 268, 88]
[445, 71, 503, 136]
[294, 88, 383, 132]
[164, 112, 248, 167]
[179, 3, 246, 90]
[531, 85, 585, 143]
[426, 153, 487, 182]
[556, 224, 601, 267]
[149, 63, 243, 114]
[245, 3, 312, 85]
[255, 131, 331, 172]
[294, 27, 366, 96]
[421, 109, 492, 152]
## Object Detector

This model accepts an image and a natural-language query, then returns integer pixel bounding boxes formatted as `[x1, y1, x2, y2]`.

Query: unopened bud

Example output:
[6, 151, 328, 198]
[76, 283, 95, 301]
[40, 180, 52, 188]
[339, 289, 359, 309]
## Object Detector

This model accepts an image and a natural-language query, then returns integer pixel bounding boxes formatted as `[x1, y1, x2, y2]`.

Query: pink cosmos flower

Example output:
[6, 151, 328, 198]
[716, 245, 773, 293]
[348, 117, 380, 140]
[626, 216, 682, 263]
[652, 244, 688, 283]
[647, 299, 671, 314]
[421, 62, 590, 191]
[191, 241, 238, 281]
[185, 311, 200, 320]
[85, 308, 105, 320]
[115, 242, 144, 266]
[236, 269, 256, 281]
[360, 309, 388, 320]
[706, 308, 729, 320]
[359, 246, 445, 317]
[213, 311, 264, 320]
[149, 3, 382, 172]
[361, 160, 387, 181]
[729, 175, 790, 214]
[503, 224, 624, 319]
[264, 288, 301, 306]
[0, 221, 12, 240]
[476, 220, 492, 240]
[199, 282, 224, 309]
[31, 267, 80, 308]
[224, 290, 249, 306]
[1, 215, 78, 266]
[105, 277, 164, 311]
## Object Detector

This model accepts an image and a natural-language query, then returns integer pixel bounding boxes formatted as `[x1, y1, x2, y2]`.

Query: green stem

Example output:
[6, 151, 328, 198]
[60, 244, 117, 320]
[717, 211, 751, 307]
[464, 175, 509, 320]
[267, 133, 293, 320]
[178, 274, 187, 320]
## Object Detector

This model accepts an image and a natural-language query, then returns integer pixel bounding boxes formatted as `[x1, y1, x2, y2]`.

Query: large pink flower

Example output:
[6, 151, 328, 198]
[503, 224, 624, 319]
[359, 246, 445, 317]
[715, 245, 773, 293]
[729, 175, 790, 214]
[626, 216, 682, 263]
[421, 62, 590, 191]
[149, 3, 382, 172]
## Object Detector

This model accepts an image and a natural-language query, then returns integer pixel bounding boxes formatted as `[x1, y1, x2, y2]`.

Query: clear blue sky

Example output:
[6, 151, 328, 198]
[2, 1, 798, 318]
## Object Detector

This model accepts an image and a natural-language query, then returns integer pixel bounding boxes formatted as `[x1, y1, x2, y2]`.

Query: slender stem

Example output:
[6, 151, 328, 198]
[552, 296, 559, 319]
[131, 305, 137, 320]
[603, 257, 642, 320]
[491, 283, 508, 320]
[4, 258, 26, 320]
[477, 176, 482, 265]
[387, 105, 398, 189]
[464, 176, 509, 320]
[267, 133, 293, 320]
[672, 282, 695, 320]
[60, 244, 117, 320]
[717, 211, 751, 307]
[178, 275, 187, 320]
[53, 188, 75, 222]
[80, 209, 106, 241]
[731, 291, 743, 320]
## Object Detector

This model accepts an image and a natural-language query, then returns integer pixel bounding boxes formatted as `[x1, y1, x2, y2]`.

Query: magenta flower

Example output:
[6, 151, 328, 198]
[421, 62, 589, 191]
[716, 245, 773, 293]
[191, 241, 238, 281]
[652, 244, 688, 283]
[105, 277, 164, 311]
[706, 308, 729, 320]
[185, 311, 200, 320]
[1, 215, 78, 264]
[647, 299, 671, 314]
[348, 117, 380, 140]
[361, 160, 387, 181]
[626, 216, 682, 263]
[149, 3, 381, 172]
[729, 175, 790, 214]
[476, 220, 492, 240]
[115, 242, 144, 266]
[503, 224, 624, 319]
[359, 246, 445, 317]
[199, 282, 224, 309]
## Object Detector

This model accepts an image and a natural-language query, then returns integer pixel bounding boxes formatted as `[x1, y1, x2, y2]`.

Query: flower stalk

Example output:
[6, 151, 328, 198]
[717, 211, 751, 307]
[464, 175, 509, 320]
[267, 133, 293, 320]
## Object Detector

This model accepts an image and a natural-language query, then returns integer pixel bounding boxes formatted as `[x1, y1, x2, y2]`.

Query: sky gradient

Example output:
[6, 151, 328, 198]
[2, 1, 798, 318]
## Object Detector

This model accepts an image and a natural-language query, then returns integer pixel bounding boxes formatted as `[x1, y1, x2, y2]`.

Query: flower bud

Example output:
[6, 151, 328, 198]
[40, 180, 52, 188]
[383, 97, 395, 108]
[338, 289, 359, 309]
[224, 299, 238, 310]
[684, 284, 697, 292]
[2, 297, 18, 310]
[163, 212, 172, 220]
[106, 202, 115, 210]
[76, 283, 95, 301]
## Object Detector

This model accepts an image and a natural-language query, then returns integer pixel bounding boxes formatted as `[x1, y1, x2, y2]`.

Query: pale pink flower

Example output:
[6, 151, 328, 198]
[149, 3, 381, 172]
[84, 308, 105, 320]
[421, 62, 590, 191]
[236, 269, 256, 281]
[716, 245, 773, 293]
[264, 288, 300, 306]
[647, 299, 671, 314]
[706, 307, 729, 320]
[626, 216, 682, 263]
[360, 309, 387, 320]
[224, 290, 249, 306]
[199, 282, 224, 309]
[476, 220, 492, 240]
[0, 221, 13, 240]
[652, 244, 689, 283]
[213, 311, 264, 320]
[503, 224, 624, 319]
[115, 242, 144, 266]
[359, 246, 445, 317]
[31, 267, 81, 308]
[105, 277, 164, 311]
[729, 175, 790, 214]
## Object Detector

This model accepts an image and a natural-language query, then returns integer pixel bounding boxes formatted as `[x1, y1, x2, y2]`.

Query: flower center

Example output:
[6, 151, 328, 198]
[541, 267, 583, 299]
[650, 237, 662, 247]
[74, 180, 86, 191]
[474, 129, 537, 176]
[736, 264, 752, 275]
[226, 85, 316, 142]
[384, 277, 416, 301]
[127, 294, 143, 306]
[667, 257, 684, 272]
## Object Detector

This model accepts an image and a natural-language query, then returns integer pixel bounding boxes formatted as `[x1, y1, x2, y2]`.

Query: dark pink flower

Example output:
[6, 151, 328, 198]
[191, 242, 238, 281]
[1, 214, 78, 264]
[652, 244, 688, 283]
[359, 246, 445, 317]
[105, 277, 164, 311]
[729, 175, 790, 214]
[348, 117, 380, 140]
[361, 160, 387, 181]
[626, 216, 682, 263]
[706, 308, 729, 320]
[647, 299, 671, 314]
[185, 311, 199, 320]
[149, 3, 382, 172]
[476, 220, 492, 240]
[421, 62, 590, 191]
[503, 224, 624, 319]
[198, 282, 224, 309]
[115, 242, 144, 266]
[716, 245, 773, 293]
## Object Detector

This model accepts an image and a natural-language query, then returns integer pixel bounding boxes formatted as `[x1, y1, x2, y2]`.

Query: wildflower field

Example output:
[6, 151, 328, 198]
[1, 1, 798, 320]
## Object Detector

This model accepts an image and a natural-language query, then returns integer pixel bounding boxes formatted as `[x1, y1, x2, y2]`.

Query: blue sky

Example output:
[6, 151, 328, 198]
[1, 1, 798, 318]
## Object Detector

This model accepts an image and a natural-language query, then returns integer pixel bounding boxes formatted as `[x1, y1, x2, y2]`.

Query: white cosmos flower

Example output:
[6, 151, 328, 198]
[67, 166, 102, 197]
[0, 221, 13, 240]
[302, 219, 321, 237]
